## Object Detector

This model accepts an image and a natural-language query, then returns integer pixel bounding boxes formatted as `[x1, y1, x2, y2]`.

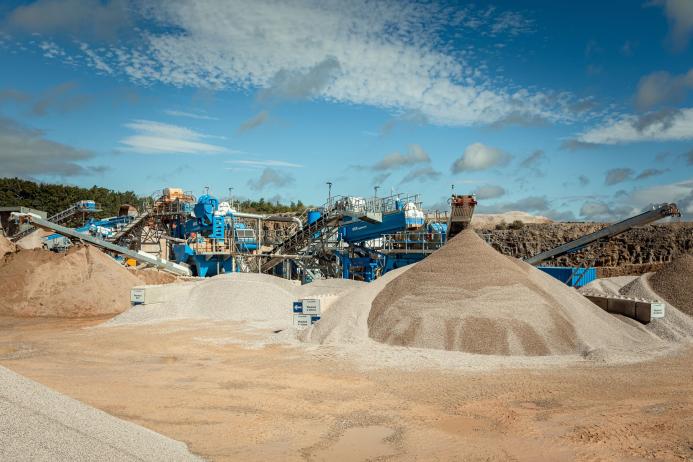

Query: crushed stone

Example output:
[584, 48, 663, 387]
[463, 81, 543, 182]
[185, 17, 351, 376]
[649, 253, 693, 317]
[0, 365, 200, 461]
[364, 230, 657, 356]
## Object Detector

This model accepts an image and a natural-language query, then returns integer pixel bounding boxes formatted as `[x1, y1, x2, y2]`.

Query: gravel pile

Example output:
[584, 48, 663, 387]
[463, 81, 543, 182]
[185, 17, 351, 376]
[105, 273, 296, 328]
[0, 366, 200, 461]
[104, 272, 358, 330]
[0, 246, 141, 318]
[303, 231, 656, 358]
[649, 253, 693, 317]
[581, 276, 638, 297]
[364, 230, 655, 356]
[618, 273, 693, 343]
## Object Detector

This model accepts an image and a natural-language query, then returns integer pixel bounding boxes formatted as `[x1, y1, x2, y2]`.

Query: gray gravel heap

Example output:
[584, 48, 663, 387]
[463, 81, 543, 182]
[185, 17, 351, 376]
[649, 253, 693, 317]
[0, 366, 200, 461]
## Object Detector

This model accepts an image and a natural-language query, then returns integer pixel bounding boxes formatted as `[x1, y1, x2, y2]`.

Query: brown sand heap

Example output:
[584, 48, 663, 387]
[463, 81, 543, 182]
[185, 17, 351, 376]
[0, 245, 141, 318]
[367, 230, 655, 356]
[0, 235, 16, 258]
[649, 253, 693, 317]
[129, 267, 179, 285]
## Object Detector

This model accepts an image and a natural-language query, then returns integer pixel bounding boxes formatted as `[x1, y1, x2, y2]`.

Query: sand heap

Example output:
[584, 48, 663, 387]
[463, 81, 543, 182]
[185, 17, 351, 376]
[0, 235, 16, 258]
[0, 245, 141, 318]
[364, 230, 653, 356]
[129, 267, 179, 285]
[649, 253, 693, 317]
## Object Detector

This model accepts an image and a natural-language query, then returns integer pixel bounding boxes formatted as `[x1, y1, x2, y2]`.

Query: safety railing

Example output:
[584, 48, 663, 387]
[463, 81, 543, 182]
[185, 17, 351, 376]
[381, 231, 445, 254]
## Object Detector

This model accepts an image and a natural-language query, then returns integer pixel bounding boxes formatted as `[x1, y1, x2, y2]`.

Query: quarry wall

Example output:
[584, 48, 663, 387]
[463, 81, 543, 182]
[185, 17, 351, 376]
[477, 222, 693, 277]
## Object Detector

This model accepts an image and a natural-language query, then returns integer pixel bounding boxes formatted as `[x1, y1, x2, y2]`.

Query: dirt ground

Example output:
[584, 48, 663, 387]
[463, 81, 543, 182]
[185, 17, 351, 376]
[1, 316, 691, 461]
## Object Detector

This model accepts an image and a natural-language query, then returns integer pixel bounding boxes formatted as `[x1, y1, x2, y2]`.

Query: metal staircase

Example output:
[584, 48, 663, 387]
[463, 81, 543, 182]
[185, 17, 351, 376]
[110, 212, 150, 244]
[11, 201, 101, 242]
[261, 211, 342, 272]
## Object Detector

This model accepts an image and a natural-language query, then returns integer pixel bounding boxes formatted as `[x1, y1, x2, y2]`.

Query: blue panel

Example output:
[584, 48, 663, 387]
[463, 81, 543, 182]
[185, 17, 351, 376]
[537, 266, 596, 288]
[340, 211, 407, 243]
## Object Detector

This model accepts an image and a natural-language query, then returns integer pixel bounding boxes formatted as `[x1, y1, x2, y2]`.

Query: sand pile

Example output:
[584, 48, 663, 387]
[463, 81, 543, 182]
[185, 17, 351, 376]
[649, 253, 693, 317]
[305, 230, 655, 357]
[0, 246, 141, 318]
[15, 228, 51, 250]
[0, 235, 16, 258]
[129, 267, 179, 285]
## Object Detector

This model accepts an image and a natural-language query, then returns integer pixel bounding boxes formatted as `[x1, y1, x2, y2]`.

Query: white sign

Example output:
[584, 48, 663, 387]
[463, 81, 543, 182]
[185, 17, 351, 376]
[301, 298, 321, 315]
[130, 288, 145, 304]
[651, 303, 665, 319]
[293, 314, 312, 329]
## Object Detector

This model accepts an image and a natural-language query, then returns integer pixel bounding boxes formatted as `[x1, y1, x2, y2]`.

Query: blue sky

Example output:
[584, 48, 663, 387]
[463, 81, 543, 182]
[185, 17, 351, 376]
[0, 0, 692, 220]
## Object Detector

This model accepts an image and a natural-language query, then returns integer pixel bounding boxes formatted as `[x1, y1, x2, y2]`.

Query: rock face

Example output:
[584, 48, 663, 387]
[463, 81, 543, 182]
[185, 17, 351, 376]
[477, 223, 692, 273]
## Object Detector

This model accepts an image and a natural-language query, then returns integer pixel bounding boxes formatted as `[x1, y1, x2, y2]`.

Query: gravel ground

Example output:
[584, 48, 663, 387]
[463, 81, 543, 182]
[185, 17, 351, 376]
[0, 366, 200, 461]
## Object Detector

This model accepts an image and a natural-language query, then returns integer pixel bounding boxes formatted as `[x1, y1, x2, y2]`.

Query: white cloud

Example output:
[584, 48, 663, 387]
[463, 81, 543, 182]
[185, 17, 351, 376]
[573, 108, 693, 145]
[399, 166, 441, 183]
[164, 109, 218, 120]
[474, 184, 506, 199]
[225, 159, 302, 168]
[79, 42, 113, 74]
[451, 142, 510, 172]
[56, 1, 577, 126]
[38, 40, 65, 58]
[373, 144, 430, 171]
[626, 179, 693, 209]
[120, 119, 226, 154]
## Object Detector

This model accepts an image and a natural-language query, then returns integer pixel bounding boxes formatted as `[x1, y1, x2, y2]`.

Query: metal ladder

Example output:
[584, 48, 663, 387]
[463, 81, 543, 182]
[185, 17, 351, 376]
[261, 211, 342, 272]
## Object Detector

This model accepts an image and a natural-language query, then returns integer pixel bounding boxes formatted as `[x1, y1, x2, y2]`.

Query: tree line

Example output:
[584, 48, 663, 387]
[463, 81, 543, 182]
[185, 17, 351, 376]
[0, 178, 309, 217]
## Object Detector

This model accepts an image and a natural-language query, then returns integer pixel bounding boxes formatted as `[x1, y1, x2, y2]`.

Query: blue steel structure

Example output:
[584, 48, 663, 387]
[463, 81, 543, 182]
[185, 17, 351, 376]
[167, 194, 259, 277]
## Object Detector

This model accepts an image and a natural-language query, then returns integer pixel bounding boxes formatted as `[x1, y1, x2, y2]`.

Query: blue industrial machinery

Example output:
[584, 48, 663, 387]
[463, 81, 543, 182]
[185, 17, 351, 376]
[43, 215, 135, 251]
[168, 194, 259, 277]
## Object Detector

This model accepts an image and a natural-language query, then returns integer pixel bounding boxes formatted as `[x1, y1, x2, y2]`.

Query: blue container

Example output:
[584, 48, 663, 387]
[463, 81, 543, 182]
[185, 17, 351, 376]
[537, 266, 596, 288]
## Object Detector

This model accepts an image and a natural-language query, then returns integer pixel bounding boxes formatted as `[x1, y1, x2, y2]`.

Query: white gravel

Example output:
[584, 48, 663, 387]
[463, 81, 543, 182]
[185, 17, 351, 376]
[0, 366, 200, 461]
[102, 272, 362, 331]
